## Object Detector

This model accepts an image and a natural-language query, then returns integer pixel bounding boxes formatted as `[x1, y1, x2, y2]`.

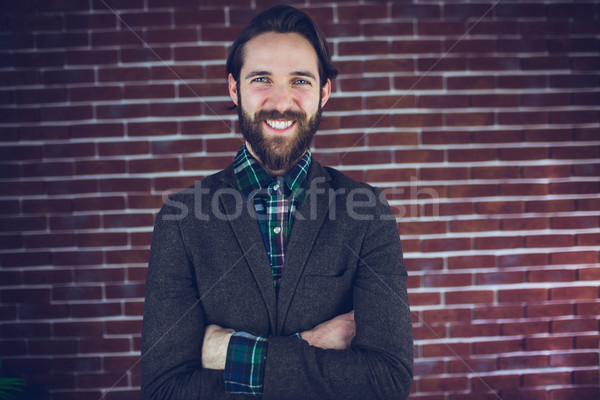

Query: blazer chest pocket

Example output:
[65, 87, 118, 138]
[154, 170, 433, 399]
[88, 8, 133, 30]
[300, 269, 354, 323]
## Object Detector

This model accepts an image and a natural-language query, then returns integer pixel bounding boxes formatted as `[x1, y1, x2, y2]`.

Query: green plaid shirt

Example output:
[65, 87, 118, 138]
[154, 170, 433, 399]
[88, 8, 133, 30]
[233, 143, 310, 286]
[224, 144, 311, 395]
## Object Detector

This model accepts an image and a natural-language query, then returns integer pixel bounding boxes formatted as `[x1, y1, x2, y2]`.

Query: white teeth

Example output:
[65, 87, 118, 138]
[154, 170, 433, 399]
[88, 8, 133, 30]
[266, 120, 293, 130]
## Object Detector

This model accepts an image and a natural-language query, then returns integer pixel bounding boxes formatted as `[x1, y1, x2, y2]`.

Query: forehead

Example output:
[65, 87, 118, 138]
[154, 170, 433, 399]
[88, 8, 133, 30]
[242, 32, 319, 75]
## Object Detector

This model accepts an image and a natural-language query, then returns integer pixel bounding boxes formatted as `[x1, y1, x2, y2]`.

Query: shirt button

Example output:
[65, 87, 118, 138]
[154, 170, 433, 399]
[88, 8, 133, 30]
[273, 183, 280, 191]
[273, 226, 281, 234]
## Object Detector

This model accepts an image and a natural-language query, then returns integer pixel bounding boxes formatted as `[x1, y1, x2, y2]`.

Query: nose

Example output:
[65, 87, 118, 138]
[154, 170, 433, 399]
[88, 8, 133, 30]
[267, 84, 295, 113]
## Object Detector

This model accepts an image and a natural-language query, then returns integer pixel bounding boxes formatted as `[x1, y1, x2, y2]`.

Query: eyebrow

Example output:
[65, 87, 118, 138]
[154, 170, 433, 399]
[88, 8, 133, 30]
[292, 71, 317, 80]
[244, 70, 317, 80]
[244, 71, 270, 80]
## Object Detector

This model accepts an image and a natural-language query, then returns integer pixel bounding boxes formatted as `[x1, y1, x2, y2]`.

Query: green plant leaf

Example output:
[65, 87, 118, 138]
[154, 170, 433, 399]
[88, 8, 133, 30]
[0, 358, 25, 400]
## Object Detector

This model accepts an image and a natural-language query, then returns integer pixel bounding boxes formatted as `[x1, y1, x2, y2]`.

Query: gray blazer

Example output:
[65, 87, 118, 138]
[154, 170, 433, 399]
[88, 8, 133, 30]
[141, 159, 413, 399]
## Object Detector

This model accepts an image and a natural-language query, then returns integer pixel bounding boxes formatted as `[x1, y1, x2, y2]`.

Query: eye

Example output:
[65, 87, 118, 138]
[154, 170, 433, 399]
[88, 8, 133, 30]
[294, 79, 311, 85]
[252, 77, 269, 83]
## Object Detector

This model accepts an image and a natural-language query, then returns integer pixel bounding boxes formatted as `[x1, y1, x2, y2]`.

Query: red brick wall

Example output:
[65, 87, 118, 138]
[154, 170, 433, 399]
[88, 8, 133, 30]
[1, 1, 599, 399]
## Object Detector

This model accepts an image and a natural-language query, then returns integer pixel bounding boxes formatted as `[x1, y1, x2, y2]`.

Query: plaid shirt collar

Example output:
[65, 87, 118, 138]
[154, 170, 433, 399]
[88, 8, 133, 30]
[233, 144, 311, 205]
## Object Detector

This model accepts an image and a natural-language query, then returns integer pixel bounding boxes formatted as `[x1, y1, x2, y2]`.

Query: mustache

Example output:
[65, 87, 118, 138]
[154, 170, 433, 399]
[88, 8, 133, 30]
[254, 109, 307, 122]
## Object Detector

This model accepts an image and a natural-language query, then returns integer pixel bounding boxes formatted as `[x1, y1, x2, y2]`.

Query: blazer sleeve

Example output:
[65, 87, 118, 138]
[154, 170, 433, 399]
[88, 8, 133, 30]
[141, 202, 221, 399]
[262, 188, 414, 400]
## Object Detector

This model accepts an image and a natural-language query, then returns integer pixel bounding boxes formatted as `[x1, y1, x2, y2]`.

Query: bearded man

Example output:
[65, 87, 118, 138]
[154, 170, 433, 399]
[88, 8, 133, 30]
[141, 5, 413, 400]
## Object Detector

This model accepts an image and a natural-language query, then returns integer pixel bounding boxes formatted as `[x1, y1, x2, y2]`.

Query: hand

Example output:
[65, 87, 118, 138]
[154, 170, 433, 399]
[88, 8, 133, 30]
[201, 324, 233, 370]
[300, 310, 355, 350]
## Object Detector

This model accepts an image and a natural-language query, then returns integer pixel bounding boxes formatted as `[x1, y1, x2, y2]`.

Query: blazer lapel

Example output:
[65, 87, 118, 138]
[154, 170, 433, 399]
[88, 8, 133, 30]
[276, 162, 333, 334]
[218, 167, 278, 334]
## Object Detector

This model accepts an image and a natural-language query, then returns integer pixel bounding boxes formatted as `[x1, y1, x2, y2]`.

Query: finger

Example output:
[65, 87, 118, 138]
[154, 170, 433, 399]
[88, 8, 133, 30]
[338, 310, 355, 321]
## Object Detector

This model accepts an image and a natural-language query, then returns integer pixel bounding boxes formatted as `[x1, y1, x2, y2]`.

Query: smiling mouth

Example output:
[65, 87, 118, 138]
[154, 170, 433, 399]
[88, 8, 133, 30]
[265, 119, 294, 130]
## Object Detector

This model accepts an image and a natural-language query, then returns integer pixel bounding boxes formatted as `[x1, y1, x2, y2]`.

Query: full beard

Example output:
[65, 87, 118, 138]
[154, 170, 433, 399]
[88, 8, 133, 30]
[238, 102, 322, 174]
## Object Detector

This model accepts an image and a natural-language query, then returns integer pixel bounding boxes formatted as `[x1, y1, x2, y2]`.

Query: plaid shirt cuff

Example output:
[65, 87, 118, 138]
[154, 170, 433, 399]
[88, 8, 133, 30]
[223, 331, 267, 396]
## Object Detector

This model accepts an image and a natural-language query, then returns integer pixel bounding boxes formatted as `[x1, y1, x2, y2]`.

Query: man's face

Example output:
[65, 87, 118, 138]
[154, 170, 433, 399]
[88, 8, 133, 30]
[228, 32, 331, 174]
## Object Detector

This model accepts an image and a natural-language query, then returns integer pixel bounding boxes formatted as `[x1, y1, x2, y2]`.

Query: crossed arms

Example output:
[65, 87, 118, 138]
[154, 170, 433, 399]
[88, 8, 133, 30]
[202, 310, 357, 369]
[141, 181, 413, 400]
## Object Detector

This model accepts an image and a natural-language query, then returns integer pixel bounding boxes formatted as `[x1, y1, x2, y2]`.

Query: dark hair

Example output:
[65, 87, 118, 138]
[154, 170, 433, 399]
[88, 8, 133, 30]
[226, 5, 337, 88]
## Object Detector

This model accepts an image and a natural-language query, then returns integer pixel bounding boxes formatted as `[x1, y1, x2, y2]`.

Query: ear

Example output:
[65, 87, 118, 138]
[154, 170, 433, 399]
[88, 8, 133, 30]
[320, 78, 332, 108]
[228, 73, 239, 106]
